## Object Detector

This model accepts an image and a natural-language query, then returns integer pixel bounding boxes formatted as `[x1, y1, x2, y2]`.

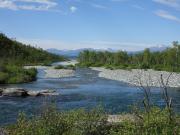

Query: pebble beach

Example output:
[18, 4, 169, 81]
[91, 67, 180, 88]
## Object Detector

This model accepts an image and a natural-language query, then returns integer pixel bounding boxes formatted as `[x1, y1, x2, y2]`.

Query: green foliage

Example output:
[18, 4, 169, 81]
[0, 33, 65, 66]
[78, 42, 180, 72]
[4, 106, 180, 135]
[0, 33, 66, 84]
[6, 106, 109, 135]
[110, 107, 180, 135]
[54, 65, 76, 70]
[54, 65, 65, 69]
[0, 64, 37, 84]
[0, 72, 9, 83]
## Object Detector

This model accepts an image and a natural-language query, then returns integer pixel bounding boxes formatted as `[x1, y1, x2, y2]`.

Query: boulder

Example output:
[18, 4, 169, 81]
[2, 88, 28, 97]
[27, 91, 41, 97]
[27, 89, 59, 96]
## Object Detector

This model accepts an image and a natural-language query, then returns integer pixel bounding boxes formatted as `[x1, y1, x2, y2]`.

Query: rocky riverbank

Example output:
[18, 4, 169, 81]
[91, 67, 180, 88]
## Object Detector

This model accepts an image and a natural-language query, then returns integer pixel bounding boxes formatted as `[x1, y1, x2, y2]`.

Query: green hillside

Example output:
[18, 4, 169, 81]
[0, 33, 65, 84]
[0, 33, 65, 66]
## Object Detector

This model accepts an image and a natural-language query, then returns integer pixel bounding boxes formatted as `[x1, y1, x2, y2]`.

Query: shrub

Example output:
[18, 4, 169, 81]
[0, 64, 37, 84]
[110, 107, 180, 135]
[6, 106, 109, 135]
[66, 65, 76, 70]
[0, 72, 9, 83]
[3, 105, 180, 135]
[54, 65, 65, 69]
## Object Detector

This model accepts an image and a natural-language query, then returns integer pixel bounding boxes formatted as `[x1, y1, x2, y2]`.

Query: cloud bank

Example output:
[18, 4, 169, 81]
[0, 0, 58, 11]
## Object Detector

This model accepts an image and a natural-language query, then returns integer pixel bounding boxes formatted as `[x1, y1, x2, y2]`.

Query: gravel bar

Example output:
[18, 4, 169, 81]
[91, 67, 180, 88]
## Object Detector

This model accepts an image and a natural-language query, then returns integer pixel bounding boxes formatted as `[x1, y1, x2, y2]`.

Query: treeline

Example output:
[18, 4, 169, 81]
[78, 41, 180, 72]
[0, 33, 65, 84]
[0, 33, 65, 66]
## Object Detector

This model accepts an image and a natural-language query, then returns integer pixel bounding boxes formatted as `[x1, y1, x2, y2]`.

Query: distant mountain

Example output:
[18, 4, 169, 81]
[47, 46, 168, 58]
[47, 48, 116, 58]
[148, 45, 167, 52]
[128, 45, 168, 54]
[47, 48, 87, 58]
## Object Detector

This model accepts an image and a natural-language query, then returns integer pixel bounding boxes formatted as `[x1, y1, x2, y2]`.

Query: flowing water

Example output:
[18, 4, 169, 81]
[0, 63, 180, 125]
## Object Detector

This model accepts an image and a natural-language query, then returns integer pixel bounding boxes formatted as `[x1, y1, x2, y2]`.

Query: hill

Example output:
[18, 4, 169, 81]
[0, 33, 65, 84]
[0, 33, 65, 66]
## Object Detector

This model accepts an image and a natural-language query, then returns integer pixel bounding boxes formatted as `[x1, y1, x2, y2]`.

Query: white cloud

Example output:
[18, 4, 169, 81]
[131, 4, 145, 10]
[0, 0, 58, 11]
[153, 0, 180, 9]
[154, 10, 180, 23]
[91, 4, 108, 9]
[0, 0, 18, 10]
[70, 6, 77, 13]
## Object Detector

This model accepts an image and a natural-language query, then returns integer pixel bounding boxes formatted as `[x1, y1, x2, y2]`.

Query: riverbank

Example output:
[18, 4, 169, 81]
[56, 59, 78, 66]
[25, 65, 75, 79]
[91, 67, 180, 88]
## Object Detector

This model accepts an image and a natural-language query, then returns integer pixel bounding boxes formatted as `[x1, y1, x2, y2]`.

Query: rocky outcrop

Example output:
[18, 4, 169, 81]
[0, 88, 59, 97]
[1, 88, 28, 97]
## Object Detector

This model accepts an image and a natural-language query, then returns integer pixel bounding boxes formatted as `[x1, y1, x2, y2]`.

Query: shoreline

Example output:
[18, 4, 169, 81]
[91, 67, 180, 88]
[24, 65, 75, 79]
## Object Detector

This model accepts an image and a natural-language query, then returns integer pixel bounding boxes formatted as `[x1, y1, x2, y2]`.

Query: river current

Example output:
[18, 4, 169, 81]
[0, 64, 180, 125]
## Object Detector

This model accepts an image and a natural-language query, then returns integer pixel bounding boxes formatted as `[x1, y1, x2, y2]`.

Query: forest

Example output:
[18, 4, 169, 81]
[0, 33, 65, 84]
[78, 41, 180, 72]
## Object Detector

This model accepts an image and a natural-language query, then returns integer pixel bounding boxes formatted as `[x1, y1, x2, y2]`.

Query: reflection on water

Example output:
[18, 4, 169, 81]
[0, 67, 180, 125]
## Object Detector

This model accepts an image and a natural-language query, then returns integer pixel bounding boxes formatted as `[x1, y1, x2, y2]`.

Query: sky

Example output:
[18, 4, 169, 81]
[0, 0, 180, 51]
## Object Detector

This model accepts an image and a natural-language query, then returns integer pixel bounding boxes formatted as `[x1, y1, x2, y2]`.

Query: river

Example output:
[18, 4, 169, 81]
[0, 62, 180, 125]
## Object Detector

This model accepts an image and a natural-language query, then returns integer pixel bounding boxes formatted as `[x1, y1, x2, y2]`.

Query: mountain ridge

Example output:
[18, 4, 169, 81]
[47, 45, 168, 57]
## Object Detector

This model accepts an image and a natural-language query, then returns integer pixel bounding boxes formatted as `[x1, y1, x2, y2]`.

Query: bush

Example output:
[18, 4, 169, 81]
[4, 105, 180, 135]
[110, 107, 180, 135]
[54, 65, 65, 69]
[0, 72, 9, 83]
[66, 65, 76, 70]
[140, 63, 150, 69]
[55, 65, 76, 70]
[0, 64, 37, 84]
[6, 106, 109, 135]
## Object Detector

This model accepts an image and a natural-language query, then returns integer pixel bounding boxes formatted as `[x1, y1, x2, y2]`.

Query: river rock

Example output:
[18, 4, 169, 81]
[108, 114, 136, 123]
[0, 88, 59, 97]
[0, 128, 7, 135]
[27, 91, 41, 96]
[38, 89, 59, 96]
[27, 90, 58, 96]
[2, 88, 28, 97]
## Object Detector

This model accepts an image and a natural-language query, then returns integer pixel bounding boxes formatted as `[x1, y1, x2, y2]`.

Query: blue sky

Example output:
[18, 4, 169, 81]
[0, 0, 180, 51]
